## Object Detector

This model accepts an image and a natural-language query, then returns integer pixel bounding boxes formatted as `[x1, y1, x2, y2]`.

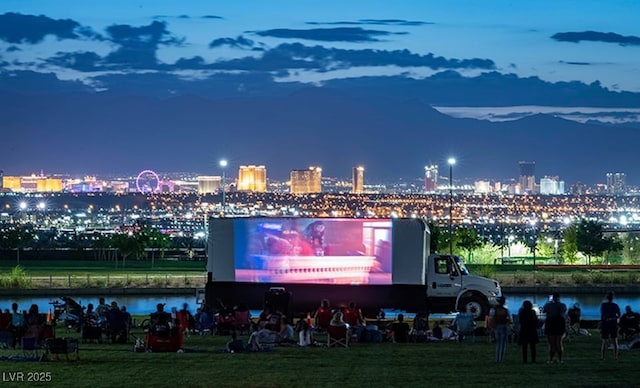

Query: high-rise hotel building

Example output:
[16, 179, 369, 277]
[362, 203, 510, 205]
[197, 176, 222, 194]
[1, 175, 63, 192]
[352, 166, 364, 194]
[237, 165, 267, 192]
[290, 167, 322, 194]
[518, 161, 536, 194]
[424, 165, 438, 192]
[606, 172, 626, 195]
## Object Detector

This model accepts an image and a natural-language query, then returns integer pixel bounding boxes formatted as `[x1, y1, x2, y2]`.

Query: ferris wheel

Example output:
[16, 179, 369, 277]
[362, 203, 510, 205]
[136, 169, 160, 193]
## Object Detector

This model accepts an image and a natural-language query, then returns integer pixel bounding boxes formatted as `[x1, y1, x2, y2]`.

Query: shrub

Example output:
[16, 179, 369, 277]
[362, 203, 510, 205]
[590, 271, 607, 284]
[610, 273, 628, 285]
[628, 272, 640, 285]
[1, 266, 33, 288]
[112, 278, 125, 287]
[475, 264, 496, 279]
[535, 272, 553, 285]
[91, 278, 107, 288]
[571, 272, 590, 285]
[513, 271, 528, 285]
[152, 276, 165, 287]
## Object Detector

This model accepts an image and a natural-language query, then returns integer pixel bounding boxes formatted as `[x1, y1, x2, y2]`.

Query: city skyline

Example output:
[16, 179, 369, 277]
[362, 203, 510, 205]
[0, 163, 635, 195]
[1, 1, 639, 183]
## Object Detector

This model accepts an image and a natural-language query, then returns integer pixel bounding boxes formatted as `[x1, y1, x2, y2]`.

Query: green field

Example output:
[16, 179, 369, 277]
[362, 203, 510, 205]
[0, 326, 636, 387]
[4, 260, 640, 289]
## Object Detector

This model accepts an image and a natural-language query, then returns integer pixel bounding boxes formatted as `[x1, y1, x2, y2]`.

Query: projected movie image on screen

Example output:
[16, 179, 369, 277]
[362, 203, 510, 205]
[234, 218, 392, 285]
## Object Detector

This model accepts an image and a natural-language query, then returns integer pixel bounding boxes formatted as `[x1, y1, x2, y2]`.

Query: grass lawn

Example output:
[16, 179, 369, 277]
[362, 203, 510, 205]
[3, 260, 640, 288]
[0, 326, 636, 388]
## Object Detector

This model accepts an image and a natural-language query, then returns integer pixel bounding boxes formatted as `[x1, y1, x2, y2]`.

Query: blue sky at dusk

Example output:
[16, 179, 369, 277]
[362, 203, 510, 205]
[2, 0, 639, 90]
[1, 1, 640, 183]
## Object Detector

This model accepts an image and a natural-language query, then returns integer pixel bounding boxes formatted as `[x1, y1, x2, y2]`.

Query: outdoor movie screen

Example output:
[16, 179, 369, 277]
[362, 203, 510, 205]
[234, 218, 392, 285]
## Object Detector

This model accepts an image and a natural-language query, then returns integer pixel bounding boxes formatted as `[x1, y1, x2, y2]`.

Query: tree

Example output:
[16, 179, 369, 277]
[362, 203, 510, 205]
[492, 225, 512, 259]
[428, 221, 444, 254]
[576, 220, 616, 265]
[455, 228, 483, 262]
[621, 232, 640, 264]
[562, 225, 578, 264]
[602, 236, 623, 265]
[145, 228, 170, 267]
[111, 232, 145, 268]
[536, 235, 556, 260]
[0, 225, 35, 264]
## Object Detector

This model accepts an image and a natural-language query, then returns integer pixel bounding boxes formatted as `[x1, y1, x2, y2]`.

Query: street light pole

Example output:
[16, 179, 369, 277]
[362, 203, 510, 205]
[448, 157, 456, 255]
[219, 159, 228, 216]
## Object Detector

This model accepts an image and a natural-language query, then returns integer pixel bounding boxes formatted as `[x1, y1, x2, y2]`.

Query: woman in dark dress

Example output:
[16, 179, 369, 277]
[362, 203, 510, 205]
[542, 292, 567, 364]
[518, 300, 539, 363]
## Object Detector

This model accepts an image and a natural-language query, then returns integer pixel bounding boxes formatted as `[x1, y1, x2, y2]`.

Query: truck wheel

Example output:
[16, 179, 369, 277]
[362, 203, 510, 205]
[460, 296, 488, 320]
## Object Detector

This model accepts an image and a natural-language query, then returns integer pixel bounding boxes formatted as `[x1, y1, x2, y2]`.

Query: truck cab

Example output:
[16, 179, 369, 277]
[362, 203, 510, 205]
[426, 254, 501, 319]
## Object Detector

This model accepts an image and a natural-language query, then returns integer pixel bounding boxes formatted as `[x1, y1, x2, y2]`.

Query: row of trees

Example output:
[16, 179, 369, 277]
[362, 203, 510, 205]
[431, 219, 633, 265]
[1, 219, 636, 266]
[0, 223, 205, 266]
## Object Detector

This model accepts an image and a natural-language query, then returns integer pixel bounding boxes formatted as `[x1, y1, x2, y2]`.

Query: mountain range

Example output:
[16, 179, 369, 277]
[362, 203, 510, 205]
[2, 72, 640, 184]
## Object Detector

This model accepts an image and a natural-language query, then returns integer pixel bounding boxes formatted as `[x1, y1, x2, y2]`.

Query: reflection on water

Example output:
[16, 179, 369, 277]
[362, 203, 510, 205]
[0, 295, 197, 316]
[505, 293, 640, 320]
[1, 293, 638, 320]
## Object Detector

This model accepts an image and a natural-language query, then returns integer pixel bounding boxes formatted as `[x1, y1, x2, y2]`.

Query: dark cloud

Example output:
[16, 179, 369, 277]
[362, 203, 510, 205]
[174, 56, 207, 68]
[154, 14, 221, 20]
[559, 60, 593, 66]
[104, 21, 184, 69]
[250, 43, 493, 70]
[209, 35, 256, 49]
[6, 46, 21, 52]
[40, 39, 494, 75]
[253, 27, 394, 42]
[551, 31, 640, 46]
[307, 19, 432, 26]
[172, 43, 494, 72]
[0, 12, 98, 44]
[47, 51, 102, 72]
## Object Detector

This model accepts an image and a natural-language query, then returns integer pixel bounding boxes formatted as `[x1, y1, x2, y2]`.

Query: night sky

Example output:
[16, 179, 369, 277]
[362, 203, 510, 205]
[1, 1, 639, 184]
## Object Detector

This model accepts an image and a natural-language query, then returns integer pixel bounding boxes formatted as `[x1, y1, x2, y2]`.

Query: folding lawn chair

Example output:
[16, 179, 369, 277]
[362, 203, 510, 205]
[327, 325, 349, 348]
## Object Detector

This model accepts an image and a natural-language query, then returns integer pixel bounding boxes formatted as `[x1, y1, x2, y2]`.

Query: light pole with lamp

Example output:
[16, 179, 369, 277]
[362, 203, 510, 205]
[448, 157, 456, 255]
[219, 159, 227, 216]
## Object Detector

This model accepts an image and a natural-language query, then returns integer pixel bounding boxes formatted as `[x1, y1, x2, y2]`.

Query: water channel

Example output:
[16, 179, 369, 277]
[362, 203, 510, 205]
[2, 292, 639, 320]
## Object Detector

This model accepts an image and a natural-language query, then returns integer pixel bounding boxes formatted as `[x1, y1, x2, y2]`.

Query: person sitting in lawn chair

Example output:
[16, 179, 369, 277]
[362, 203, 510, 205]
[150, 303, 172, 337]
[105, 301, 129, 343]
[619, 305, 640, 340]
[567, 303, 581, 335]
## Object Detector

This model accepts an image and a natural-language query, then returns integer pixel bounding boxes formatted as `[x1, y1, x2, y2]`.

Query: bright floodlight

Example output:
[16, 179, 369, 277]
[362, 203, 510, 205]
[37, 201, 45, 210]
[448, 157, 456, 166]
[19, 201, 27, 210]
[219, 159, 228, 168]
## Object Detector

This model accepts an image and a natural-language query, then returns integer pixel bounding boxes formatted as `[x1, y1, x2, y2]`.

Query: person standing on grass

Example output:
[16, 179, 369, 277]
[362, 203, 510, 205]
[518, 300, 539, 363]
[542, 292, 567, 364]
[600, 291, 621, 360]
[489, 296, 510, 363]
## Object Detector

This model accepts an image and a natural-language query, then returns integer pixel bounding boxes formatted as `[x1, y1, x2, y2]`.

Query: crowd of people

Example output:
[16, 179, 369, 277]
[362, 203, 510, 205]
[0, 302, 52, 349]
[223, 298, 491, 352]
[2, 293, 640, 360]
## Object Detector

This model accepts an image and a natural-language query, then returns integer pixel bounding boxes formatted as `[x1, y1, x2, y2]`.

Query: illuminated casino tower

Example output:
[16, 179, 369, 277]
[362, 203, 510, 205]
[352, 166, 364, 194]
[290, 166, 322, 194]
[424, 165, 438, 193]
[197, 176, 222, 194]
[237, 165, 267, 192]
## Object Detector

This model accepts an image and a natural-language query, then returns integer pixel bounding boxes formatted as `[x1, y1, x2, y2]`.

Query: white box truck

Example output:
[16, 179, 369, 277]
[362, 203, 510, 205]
[205, 217, 501, 319]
